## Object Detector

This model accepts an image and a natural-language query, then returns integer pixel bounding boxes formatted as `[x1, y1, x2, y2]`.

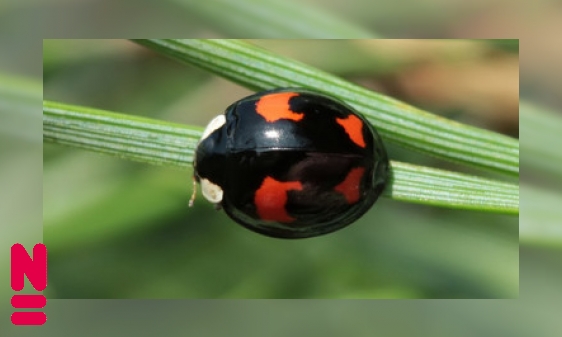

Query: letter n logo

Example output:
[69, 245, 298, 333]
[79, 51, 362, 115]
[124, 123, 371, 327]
[10, 243, 48, 325]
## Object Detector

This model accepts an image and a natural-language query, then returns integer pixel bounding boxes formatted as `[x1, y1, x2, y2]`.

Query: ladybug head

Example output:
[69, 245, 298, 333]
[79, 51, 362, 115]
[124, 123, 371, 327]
[194, 114, 228, 205]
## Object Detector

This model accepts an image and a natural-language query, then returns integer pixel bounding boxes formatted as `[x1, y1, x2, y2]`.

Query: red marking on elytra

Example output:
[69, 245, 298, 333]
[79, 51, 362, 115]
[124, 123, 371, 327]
[334, 167, 365, 204]
[336, 114, 366, 148]
[255, 92, 303, 122]
[254, 176, 303, 222]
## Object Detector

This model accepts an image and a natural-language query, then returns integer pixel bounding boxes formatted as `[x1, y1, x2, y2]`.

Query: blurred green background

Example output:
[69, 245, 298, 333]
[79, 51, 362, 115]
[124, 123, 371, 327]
[1, 0, 562, 334]
[42, 39, 518, 299]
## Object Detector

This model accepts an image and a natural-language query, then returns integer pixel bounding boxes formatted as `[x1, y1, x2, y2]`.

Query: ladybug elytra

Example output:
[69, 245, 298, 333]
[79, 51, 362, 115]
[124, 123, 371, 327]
[193, 88, 389, 239]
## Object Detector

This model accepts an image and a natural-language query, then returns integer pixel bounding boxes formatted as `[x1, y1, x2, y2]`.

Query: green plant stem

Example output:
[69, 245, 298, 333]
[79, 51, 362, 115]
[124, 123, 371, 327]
[43, 100, 203, 167]
[132, 39, 519, 177]
[44, 100, 518, 214]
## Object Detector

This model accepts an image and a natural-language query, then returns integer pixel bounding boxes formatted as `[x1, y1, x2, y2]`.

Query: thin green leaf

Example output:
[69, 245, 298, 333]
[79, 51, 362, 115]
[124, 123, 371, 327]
[44, 100, 203, 167]
[43, 100, 518, 214]
[388, 162, 518, 213]
[132, 39, 519, 177]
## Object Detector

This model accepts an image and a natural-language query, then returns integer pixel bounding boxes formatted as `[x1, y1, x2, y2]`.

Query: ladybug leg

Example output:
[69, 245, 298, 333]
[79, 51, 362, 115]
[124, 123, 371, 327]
[214, 203, 223, 211]
[188, 176, 198, 207]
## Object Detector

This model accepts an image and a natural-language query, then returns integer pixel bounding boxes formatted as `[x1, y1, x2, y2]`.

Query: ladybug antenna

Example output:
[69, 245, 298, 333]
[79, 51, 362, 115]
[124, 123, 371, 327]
[189, 177, 197, 207]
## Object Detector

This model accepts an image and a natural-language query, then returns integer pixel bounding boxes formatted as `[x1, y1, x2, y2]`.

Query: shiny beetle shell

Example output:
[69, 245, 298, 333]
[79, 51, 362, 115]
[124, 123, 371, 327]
[193, 88, 389, 239]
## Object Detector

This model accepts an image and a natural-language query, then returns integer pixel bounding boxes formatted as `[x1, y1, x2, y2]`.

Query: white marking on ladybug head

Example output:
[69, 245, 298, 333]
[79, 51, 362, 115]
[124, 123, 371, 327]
[200, 114, 226, 142]
[200, 178, 223, 204]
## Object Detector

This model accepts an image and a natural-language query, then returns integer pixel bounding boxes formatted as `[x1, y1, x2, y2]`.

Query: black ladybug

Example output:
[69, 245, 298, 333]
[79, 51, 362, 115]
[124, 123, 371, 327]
[193, 88, 389, 239]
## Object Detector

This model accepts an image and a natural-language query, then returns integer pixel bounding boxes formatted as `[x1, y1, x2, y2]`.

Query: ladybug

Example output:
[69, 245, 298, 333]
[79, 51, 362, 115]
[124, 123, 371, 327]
[192, 88, 389, 239]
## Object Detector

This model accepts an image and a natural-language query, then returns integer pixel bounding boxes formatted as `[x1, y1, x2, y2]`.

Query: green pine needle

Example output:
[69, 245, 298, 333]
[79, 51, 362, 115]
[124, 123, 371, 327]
[44, 100, 518, 214]
[132, 39, 519, 177]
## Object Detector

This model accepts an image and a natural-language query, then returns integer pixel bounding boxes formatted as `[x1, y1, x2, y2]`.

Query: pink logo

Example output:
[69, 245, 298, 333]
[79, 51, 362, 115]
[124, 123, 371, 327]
[10, 243, 47, 325]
